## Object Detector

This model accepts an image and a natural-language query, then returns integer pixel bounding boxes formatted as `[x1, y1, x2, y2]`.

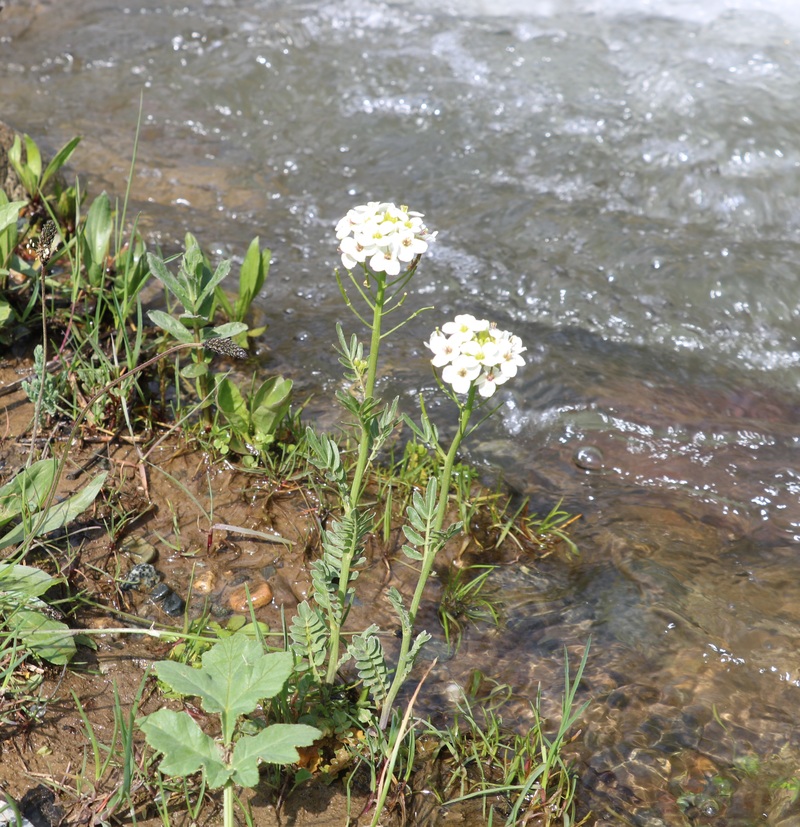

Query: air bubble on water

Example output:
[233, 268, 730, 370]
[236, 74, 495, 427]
[573, 445, 605, 471]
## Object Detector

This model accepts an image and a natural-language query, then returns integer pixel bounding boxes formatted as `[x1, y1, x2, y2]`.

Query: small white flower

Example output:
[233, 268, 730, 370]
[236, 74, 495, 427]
[498, 347, 526, 378]
[338, 235, 367, 268]
[442, 314, 482, 342]
[476, 369, 509, 398]
[442, 355, 481, 395]
[427, 330, 458, 367]
[461, 338, 501, 367]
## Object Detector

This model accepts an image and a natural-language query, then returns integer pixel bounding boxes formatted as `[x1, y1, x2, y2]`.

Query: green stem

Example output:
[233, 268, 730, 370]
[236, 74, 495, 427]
[324, 276, 386, 683]
[347, 273, 386, 510]
[223, 783, 234, 827]
[379, 385, 476, 728]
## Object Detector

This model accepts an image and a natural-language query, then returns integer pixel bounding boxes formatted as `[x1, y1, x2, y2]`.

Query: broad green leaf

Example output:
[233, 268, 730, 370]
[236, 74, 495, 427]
[216, 377, 250, 435]
[0, 459, 57, 526]
[23, 135, 42, 182]
[147, 253, 192, 310]
[253, 376, 292, 411]
[252, 378, 292, 436]
[83, 192, 112, 286]
[0, 471, 107, 550]
[8, 609, 76, 664]
[236, 237, 270, 319]
[180, 362, 209, 379]
[8, 135, 36, 195]
[0, 200, 25, 235]
[40, 135, 81, 191]
[147, 309, 194, 343]
[196, 259, 232, 310]
[208, 321, 247, 339]
[139, 709, 231, 788]
[154, 636, 293, 743]
[0, 563, 58, 598]
[230, 723, 321, 787]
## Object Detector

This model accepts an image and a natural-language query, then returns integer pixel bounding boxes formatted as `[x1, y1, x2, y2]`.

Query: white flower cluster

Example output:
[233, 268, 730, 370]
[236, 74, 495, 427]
[335, 202, 437, 276]
[427, 314, 526, 398]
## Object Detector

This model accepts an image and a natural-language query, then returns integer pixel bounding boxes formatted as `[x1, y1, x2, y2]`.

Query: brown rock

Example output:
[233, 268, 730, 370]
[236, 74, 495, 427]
[228, 580, 273, 612]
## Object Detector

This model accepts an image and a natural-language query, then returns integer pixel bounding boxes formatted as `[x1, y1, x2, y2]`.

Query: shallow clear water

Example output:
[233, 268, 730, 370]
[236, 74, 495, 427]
[5, 0, 800, 822]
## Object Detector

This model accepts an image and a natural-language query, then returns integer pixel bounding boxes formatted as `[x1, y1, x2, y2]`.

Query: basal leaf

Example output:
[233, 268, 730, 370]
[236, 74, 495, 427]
[0, 562, 59, 598]
[41, 135, 81, 191]
[0, 459, 57, 526]
[253, 376, 292, 411]
[230, 723, 321, 787]
[23, 135, 42, 181]
[0, 471, 107, 550]
[83, 191, 112, 286]
[0, 200, 26, 235]
[216, 377, 250, 435]
[139, 709, 231, 788]
[8, 609, 76, 664]
[236, 237, 270, 319]
[251, 378, 291, 437]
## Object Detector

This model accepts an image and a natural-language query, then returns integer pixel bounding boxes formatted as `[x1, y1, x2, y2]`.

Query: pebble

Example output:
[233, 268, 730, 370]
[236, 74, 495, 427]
[228, 581, 273, 612]
[192, 571, 216, 594]
[160, 591, 186, 617]
[120, 536, 158, 564]
[120, 563, 160, 592]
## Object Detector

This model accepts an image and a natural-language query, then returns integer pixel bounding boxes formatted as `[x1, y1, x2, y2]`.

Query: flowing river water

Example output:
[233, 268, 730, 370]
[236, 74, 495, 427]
[4, 0, 800, 823]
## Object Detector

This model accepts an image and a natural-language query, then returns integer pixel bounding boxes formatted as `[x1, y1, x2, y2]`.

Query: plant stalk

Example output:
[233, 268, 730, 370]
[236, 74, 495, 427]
[324, 275, 387, 682]
[379, 386, 476, 727]
[347, 273, 386, 510]
[223, 783, 234, 827]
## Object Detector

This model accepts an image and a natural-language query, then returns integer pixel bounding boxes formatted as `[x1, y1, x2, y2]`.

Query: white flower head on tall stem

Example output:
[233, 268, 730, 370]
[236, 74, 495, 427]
[428, 315, 526, 399]
[336, 201, 436, 275]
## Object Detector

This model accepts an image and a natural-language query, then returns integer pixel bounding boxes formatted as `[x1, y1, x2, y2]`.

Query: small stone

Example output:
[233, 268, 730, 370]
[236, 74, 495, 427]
[161, 591, 186, 617]
[120, 536, 158, 565]
[192, 571, 216, 594]
[120, 563, 160, 592]
[228, 580, 273, 613]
